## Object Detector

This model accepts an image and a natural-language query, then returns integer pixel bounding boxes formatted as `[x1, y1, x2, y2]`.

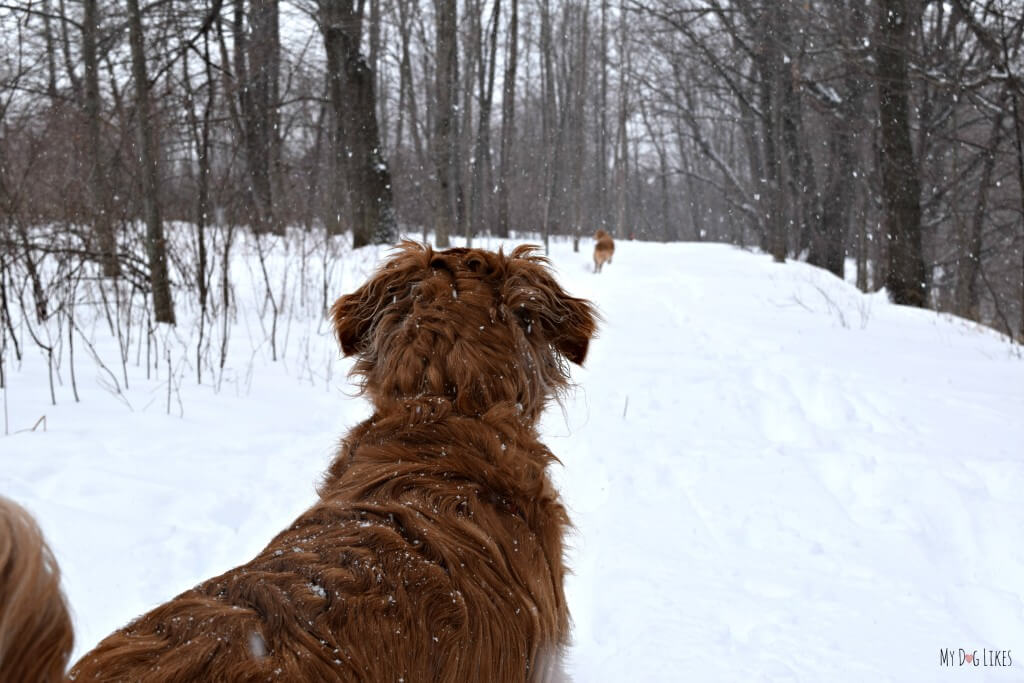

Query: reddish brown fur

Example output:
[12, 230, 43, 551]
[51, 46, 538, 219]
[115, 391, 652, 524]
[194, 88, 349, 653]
[593, 230, 615, 273]
[0, 496, 74, 683]
[68, 243, 597, 682]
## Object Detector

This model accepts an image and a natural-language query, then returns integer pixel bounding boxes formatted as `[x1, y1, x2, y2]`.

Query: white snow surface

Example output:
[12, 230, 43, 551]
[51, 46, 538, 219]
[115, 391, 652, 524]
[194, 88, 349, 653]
[3, 234, 1024, 681]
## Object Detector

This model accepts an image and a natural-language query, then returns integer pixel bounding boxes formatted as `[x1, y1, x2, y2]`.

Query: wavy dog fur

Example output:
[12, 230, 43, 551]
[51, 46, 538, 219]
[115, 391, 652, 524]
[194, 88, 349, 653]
[68, 243, 597, 682]
[0, 496, 74, 683]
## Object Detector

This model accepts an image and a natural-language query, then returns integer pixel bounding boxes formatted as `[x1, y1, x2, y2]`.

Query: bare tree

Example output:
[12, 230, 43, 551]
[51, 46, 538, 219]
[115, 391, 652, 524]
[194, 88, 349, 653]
[432, 0, 458, 247]
[1, 0, 1023, 340]
[468, 0, 500, 246]
[180, 6, 219, 380]
[876, 0, 927, 306]
[236, 0, 283, 234]
[496, 0, 518, 238]
[319, 0, 398, 247]
[612, 0, 628, 240]
[569, 1, 591, 252]
[128, 0, 175, 324]
[83, 0, 118, 276]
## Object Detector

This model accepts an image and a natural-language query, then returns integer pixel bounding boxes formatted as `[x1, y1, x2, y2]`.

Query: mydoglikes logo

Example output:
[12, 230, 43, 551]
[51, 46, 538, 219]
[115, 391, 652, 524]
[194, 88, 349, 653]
[939, 648, 1013, 667]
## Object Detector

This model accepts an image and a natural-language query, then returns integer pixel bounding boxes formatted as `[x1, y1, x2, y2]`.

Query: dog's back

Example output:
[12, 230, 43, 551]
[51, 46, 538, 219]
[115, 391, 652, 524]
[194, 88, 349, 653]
[593, 230, 615, 273]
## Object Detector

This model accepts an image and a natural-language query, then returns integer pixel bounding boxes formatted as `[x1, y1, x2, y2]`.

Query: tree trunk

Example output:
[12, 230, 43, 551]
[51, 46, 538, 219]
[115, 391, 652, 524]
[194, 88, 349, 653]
[432, 0, 458, 247]
[83, 0, 119, 276]
[469, 0, 500, 245]
[40, 0, 59, 101]
[955, 102, 1005, 319]
[597, 0, 609, 232]
[56, 0, 82, 100]
[570, 1, 590, 251]
[613, 0, 628, 239]
[127, 0, 175, 324]
[458, 1, 476, 244]
[1009, 55, 1024, 339]
[875, 0, 927, 307]
[396, 0, 426, 171]
[539, 0, 560, 253]
[496, 0, 518, 239]
[765, 3, 789, 262]
[182, 26, 216, 382]
[369, 0, 384, 150]
[775, 5, 814, 259]
[241, 0, 282, 234]
[818, 9, 868, 280]
[320, 0, 398, 248]
[740, 61, 765, 245]
[818, 116, 854, 278]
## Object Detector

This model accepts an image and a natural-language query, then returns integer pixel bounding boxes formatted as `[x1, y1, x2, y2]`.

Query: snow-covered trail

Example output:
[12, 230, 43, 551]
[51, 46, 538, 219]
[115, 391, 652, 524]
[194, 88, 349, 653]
[3, 236, 1024, 681]
[547, 241, 1024, 681]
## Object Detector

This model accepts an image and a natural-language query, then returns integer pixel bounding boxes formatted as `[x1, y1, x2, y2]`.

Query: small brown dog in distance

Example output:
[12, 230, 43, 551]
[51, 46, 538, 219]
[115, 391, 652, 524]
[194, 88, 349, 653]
[593, 230, 615, 273]
[0, 496, 74, 683]
[64, 243, 596, 682]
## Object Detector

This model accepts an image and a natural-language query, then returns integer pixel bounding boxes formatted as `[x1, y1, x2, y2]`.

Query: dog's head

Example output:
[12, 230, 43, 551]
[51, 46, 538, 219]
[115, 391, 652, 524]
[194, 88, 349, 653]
[594, 229, 609, 240]
[330, 243, 597, 423]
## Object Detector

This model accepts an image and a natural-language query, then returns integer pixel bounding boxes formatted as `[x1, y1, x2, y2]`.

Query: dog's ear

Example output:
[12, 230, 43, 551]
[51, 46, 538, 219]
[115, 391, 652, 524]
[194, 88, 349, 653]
[504, 247, 598, 365]
[329, 291, 371, 357]
[330, 242, 430, 356]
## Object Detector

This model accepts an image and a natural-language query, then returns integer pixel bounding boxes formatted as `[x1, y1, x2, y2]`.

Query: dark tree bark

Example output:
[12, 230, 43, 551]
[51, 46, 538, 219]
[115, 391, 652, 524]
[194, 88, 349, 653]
[369, 0, 384, 149]
[773, 3, 814, 259]
[469, 0, 500, 245]
[1014, 82, 1024, 340]
[396, 0, 426, 171]
[818, 107, 856, 278]
[761, 68, 786, 261]
[1008, 60, 1024, 340]
[740, 62, 764, 246]
[767, 3, 790, 263]
[83, 0, 119, 276]
[539, 0, 559, 253]
[320, 0, 397, 248]
[875, 0, 927, 307]
[127, 0, 175, 324]
[955, 100, 1005, 320]
[816, 1, 869, 280]
[744, 0, 790, 262]
[495, 0, 518, 239]
[41, 0, 58, 101]
[458, 0, 477, 243]
[56, 0, 82, 101]
[238, 0, 282, 234]
[597, 0, 609, 232]
[570, 1, 590, 251]
[181, 24, 216, 382]
[432, 0, 458, 247]
[613, 0, 628, 240]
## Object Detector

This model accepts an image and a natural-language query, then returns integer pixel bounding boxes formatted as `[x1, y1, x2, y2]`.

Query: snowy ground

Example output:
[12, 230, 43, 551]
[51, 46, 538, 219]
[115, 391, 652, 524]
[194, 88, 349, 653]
[3, 233, 1024, 681]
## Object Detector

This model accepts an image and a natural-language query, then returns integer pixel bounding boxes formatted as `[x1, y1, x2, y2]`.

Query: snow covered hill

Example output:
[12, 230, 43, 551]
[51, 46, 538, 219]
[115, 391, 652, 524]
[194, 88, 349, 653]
[3, 234, 1023, 681]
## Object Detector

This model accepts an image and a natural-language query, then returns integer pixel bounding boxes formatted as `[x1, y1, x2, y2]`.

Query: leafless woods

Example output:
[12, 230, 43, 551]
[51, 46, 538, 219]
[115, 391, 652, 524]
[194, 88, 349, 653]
[0, 0, 1022, 408]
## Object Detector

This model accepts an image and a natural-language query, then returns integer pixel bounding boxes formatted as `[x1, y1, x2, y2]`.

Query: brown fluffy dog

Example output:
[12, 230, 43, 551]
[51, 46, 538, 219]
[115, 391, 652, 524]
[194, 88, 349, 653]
[67, 243, 596, 682]
[0, 496, 74, 683]
[593, 230, 614, 273]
